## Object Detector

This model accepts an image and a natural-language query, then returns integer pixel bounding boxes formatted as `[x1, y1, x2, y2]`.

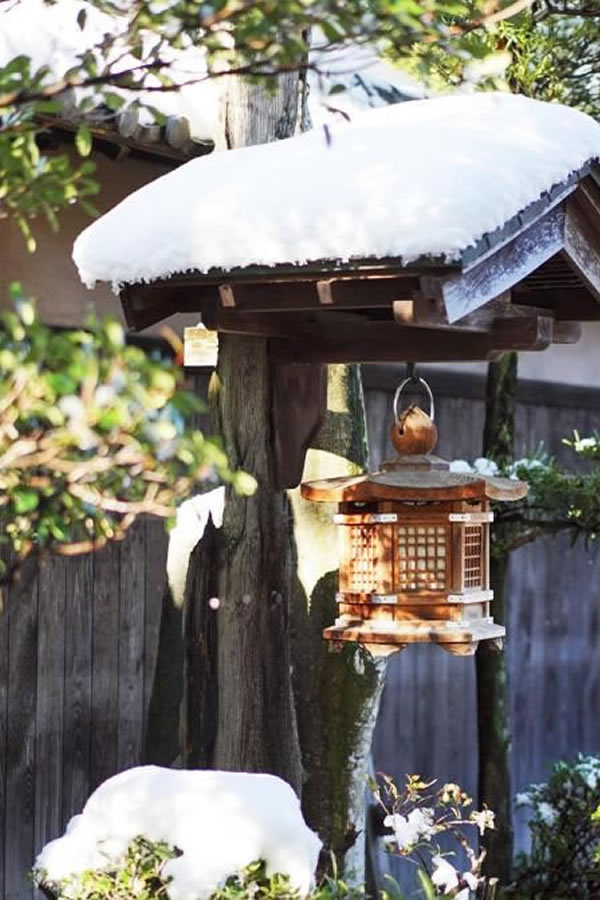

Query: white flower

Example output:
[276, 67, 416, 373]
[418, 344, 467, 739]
[471, 809, 495, 835]
[473, 457, 498, 476]
[463, 871, 479, 890]
[431, 855, 459, 892]
[383, 807, 435, 850]
[515, 792, 531, 807]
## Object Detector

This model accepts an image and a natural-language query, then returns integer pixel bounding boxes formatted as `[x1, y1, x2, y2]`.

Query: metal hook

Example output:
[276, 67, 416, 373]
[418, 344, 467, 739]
[393, 374, 435, 424]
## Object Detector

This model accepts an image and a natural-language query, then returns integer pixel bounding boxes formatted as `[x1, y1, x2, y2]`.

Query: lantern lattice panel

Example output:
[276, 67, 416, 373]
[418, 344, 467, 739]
[463, 524, 483, 589]
[347, 525, 379, 593]
[396, 525, 447, 592]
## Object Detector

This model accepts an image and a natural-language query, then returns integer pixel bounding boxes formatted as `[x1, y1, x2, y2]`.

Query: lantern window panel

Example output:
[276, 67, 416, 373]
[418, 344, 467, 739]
[396, 524, 448, 593]
[347, 524, 379, 593]
[462, 524, 484, 589]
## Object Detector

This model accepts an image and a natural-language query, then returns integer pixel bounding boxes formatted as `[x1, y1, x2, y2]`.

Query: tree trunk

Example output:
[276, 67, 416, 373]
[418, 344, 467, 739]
[144, 73, 385, 878]
[212, 335, 303, 790]
[289, 365, 387, 881]
[477, 352, 517, 884]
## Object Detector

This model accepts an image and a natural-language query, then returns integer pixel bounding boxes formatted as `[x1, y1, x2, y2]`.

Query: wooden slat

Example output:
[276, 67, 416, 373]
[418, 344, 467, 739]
[143, 519, 169, 737]
[90, 540, 120, 792]
[5, 565, 38, 900]
[0, 559, 8, 899]
[34, 555, 66, 860]
[63, 554, 93, 823]
[117, 521, 146, 770]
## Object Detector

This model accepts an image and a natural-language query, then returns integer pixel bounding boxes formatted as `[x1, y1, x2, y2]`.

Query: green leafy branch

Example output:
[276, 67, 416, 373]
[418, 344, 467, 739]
[0, 287, 255, 590]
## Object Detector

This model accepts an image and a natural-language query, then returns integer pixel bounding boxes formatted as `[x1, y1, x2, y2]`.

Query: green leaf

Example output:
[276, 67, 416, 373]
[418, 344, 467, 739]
[14, 490, 39, 513]
[75, 124, 93, 158]
[416, 870, 436, 900]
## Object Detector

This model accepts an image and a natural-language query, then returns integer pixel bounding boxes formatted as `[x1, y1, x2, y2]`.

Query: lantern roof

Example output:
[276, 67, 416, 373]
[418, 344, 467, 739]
[301, 456, 528, 503]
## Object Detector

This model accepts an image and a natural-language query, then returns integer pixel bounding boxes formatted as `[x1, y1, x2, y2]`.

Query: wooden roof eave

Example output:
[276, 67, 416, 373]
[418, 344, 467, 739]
[300, 471, 528, 503]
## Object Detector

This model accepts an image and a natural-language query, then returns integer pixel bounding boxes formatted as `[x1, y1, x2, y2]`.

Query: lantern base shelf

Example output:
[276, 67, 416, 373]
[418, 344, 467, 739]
[323, 615, 505, 658]
[336, 590, 493, 605]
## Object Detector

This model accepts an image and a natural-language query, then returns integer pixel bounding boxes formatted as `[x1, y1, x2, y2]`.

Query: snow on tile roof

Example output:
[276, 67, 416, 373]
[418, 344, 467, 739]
[73, 92, 600, 291]
[35, 766, 322, 900]
[0, 0, 220, 145]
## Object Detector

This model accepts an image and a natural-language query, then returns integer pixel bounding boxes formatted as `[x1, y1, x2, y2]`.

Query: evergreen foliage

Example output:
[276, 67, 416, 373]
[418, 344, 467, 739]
[0, 287, 253, 591]
[508, 756, 600, 899]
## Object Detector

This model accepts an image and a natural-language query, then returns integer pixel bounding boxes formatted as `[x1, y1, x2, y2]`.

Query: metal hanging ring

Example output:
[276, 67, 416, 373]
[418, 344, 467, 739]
[393, 376, 435, 425]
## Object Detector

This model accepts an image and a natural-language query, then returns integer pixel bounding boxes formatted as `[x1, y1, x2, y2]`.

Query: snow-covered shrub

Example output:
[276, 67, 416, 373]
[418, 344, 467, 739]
[509, 755, 600, 898]
[34, 767, 322, 900]
[372, 773, 495, 898]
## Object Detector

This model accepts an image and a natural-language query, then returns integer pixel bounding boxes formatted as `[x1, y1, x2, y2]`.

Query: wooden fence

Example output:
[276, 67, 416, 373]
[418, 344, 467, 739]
[0, 520, 168, 899]
[1, 364, 599, 897]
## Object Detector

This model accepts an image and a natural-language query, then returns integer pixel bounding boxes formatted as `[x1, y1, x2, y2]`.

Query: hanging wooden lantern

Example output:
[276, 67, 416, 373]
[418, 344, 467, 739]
[301, 375, 528, 657]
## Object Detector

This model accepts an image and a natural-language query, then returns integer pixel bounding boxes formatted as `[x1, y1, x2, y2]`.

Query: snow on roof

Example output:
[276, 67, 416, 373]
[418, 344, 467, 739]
[0, 0, 220, 142]
[73, 92, 600, 291]
[35, 766, 322, 900]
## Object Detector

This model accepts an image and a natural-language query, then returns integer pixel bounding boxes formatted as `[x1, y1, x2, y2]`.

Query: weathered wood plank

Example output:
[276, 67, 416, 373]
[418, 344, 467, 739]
[5, 562, 38, 900]
[0, 556, 9, 898]
[34, 555, 66, 860]
[63, 554, 93, 823]
[143, 518, 169, 738]
[435, 207, 566, 323]
[90, 540, 120, 792]
[117, 521, 146, 770]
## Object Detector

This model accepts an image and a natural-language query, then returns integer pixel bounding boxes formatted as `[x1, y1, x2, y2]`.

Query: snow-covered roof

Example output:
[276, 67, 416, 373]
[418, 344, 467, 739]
[35, 766, 322, 900]
[1, 0, 415, 157]
[73, 92, 600, 291]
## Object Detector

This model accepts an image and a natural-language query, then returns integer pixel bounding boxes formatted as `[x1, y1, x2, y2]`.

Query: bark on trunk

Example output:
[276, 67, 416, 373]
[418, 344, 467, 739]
[212, 334, 302, 790]
[289, 365, 387, 881]
[478, 352, 518, 884]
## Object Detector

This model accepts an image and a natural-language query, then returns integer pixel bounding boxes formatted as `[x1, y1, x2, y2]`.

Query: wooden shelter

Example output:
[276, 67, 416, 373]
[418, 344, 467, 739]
[113, 163, 600, 485]
[71, 94, 600, 485]
[119, 164, 600, 366]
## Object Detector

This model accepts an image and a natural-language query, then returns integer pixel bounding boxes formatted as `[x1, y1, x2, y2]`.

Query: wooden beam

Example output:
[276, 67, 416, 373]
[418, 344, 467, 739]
[491, 314, 553, 351]
[212, 276, 419, 313]
[427, 206, 566, 323]
[272, 363, 327, 489]
[269, 323, 502, 364]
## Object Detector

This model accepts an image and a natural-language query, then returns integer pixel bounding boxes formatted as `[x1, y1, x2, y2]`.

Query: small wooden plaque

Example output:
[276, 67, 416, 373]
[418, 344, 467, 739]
[184, 326, 218, 368]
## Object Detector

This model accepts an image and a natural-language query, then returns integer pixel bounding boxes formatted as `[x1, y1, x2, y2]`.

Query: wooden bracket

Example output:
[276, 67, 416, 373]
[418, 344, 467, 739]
[271, 359, 327, 489]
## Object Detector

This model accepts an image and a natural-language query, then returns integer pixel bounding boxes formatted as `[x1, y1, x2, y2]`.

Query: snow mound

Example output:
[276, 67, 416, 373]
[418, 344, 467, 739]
[72, 92, 600, 292]
[35, 766, 322, 900]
